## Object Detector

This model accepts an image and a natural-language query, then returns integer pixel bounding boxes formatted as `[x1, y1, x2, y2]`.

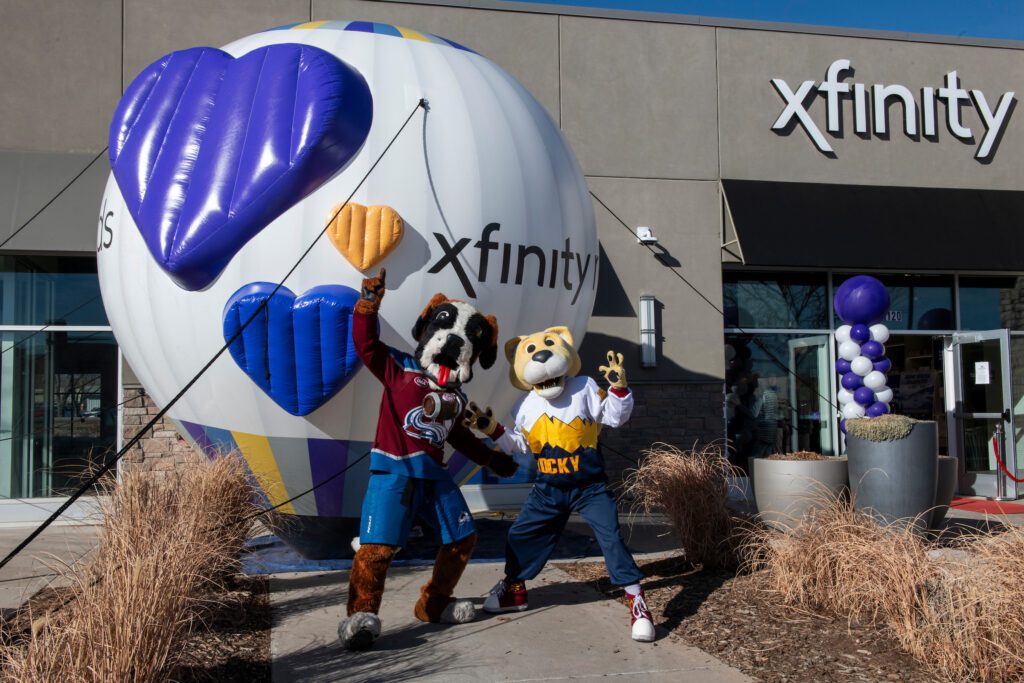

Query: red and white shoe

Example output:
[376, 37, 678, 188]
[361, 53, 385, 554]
[628, 589, 655, 642]
[483, 578, 528, 613]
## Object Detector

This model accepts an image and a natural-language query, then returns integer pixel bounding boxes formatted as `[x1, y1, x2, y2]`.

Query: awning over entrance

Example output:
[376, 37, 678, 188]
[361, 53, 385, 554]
[722, 180, 1024, 271]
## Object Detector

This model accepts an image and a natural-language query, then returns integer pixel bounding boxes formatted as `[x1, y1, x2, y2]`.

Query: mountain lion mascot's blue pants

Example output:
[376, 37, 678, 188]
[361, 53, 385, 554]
[505, 480, 644, 586]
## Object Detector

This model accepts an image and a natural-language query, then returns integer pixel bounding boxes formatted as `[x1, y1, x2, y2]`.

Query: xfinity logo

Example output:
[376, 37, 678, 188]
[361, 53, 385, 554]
[427, 223, 598, 304]
[771, 59, 1016, 160]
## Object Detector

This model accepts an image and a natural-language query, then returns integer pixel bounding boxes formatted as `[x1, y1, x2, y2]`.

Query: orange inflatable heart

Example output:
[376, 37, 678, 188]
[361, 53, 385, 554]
[326, 203, 404, 271]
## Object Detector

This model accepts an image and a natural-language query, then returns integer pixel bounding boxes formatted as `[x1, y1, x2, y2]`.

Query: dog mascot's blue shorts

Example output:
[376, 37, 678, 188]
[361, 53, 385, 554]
[360, 472, 477, 547]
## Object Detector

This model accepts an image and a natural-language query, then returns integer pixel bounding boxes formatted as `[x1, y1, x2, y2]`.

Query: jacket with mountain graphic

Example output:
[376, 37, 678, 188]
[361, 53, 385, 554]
[492, 376, 632, 487]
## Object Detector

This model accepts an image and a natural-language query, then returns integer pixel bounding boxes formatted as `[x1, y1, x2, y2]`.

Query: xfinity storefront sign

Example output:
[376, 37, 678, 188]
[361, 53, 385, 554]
[771, 59, 1016, 160]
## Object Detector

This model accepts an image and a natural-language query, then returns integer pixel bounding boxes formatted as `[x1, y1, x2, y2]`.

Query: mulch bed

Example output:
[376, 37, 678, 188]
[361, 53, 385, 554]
[558, 555, 940, 683]
[1, 574, 270, 682]
[173, 574, 271, 682]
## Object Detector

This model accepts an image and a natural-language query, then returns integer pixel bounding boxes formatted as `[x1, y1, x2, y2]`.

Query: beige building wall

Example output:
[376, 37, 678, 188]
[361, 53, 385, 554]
[717, 28, 1024, 189]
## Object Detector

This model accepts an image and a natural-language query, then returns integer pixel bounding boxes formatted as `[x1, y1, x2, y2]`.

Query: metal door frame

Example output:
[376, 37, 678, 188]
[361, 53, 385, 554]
[949, 329, 1017, 500]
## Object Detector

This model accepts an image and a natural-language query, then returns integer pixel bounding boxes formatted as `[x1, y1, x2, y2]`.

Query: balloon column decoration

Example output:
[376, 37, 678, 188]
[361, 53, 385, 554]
[833, 276, 894, 431]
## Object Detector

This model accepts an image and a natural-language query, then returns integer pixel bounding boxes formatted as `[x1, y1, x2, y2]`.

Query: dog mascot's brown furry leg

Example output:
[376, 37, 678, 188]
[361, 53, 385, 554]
[414, 533, 477, 623]
[347, 544, 399, 616]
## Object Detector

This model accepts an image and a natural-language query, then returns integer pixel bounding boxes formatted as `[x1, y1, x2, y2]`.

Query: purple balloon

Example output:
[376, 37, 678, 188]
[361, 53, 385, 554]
[836, 358, 852, 374]
[834, 275, 891, 324]
[861, 341, 885, 360]
[854, 387, 876, 405]
[866, 402, 890, 418]
[841, 372, 864, 390]
[873, 357, 892, 373]
[850, 324, 871, 342]
[839, 418, 847, 434]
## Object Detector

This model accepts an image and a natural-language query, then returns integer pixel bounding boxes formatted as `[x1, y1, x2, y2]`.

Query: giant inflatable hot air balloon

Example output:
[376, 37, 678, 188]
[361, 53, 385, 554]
[97, 20, 598, 557]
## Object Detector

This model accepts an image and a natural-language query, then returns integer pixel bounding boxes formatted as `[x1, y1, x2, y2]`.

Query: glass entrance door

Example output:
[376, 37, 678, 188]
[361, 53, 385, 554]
[951, 329, 1018, 500]
[787, 335, 835, 455]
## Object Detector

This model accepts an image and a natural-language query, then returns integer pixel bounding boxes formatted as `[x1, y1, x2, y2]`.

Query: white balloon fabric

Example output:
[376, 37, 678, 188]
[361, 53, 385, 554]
[837, 388, 854, 405]
[834, 325, 852, 344]
[850, 356, 873, 377]
[96, 22, 598, 523]
[875, 387, 894, 404]
[869, 323, 890, 344]
[864, 371, 888, 391]
[838, 340, 862, 361]
[842, 402, 866, 420]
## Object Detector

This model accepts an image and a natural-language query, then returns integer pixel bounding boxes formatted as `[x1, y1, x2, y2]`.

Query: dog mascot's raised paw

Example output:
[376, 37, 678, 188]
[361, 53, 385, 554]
[468, 326, 656, 643]
[341, 269, 517, 650]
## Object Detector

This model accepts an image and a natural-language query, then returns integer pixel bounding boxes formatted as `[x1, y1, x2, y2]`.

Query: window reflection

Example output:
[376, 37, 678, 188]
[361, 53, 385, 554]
[0, 331, 118, 498]
[959, 276, 1024, 331]
[723, 272, 828, 329]
[725, 333, 834, 470]
[0, 255, 109, 327]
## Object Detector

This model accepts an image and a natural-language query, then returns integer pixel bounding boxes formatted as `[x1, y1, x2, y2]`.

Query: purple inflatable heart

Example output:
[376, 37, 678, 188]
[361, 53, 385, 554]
[110, 44, 373, 290]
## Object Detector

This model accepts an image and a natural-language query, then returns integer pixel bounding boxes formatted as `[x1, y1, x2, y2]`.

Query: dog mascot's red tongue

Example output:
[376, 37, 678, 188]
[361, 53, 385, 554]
[437, 365, 451, 386]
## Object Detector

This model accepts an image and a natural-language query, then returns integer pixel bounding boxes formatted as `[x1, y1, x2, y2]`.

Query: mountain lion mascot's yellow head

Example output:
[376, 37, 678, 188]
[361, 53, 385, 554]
[504, 326, 582, 400]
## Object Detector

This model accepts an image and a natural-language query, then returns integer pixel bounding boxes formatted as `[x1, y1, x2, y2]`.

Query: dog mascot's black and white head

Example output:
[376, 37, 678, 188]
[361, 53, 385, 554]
[412, 293, 498, 390]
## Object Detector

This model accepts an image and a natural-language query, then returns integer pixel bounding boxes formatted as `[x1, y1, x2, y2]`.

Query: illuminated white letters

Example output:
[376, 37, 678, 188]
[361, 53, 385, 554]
[771, 60, 1015, 160]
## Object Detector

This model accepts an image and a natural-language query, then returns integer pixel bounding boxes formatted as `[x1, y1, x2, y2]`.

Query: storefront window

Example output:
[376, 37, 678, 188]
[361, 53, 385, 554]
[958, 276, 1024, 331]
[723, 272, 828, 329]
[0, 255, 109, 327]
[0, 331, 118, 499]
[725, 333, 835, 469]
[835, 273, 954, 331]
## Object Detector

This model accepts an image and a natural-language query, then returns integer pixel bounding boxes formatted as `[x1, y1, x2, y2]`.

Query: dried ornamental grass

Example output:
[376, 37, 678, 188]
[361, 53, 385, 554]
[623, 443, 742, 569]
[4, 455, 257, 683]
[765, 451, 829, 461]
[746, 493, 928, 630]
[910, 527, 1024, 682]
[749, 494, 1024, 682]
[846, 414, 920, 441]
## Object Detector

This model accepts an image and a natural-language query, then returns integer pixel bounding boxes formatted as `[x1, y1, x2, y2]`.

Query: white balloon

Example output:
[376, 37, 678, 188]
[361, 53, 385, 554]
[869, 323, 890, 344]
[864, 371, 888, 390]
[96, 25, 597, 524]
[842, 402, 866, 420]
[838, 340, 862, 361]
[850, 356, 873, 377]
[834, 325, 852, 344]
[837, 388, 855, 405]
[874, 387, 894, 404]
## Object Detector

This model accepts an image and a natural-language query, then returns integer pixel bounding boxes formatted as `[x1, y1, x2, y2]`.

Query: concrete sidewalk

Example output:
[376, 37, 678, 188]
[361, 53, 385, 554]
[0, 525, 99, 615]
[271, 560, 753, 683]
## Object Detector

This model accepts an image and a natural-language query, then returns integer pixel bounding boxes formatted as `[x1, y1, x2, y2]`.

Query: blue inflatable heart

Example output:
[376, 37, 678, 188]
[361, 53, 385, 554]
[223, 283, 362, 416]
[110, 44, 373, 291]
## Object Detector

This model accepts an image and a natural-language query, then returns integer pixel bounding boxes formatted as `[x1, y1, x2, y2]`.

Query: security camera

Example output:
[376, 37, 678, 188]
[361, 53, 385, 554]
[636, 226, 658, 245]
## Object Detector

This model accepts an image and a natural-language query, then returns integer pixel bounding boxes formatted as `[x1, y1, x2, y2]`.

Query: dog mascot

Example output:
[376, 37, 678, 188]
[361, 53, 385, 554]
[464, 326, 655, 642]
[339, 269, 519, 650]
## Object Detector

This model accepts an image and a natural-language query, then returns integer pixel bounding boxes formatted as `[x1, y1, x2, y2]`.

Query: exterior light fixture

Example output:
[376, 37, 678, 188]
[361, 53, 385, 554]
[639, 295, 657, 368]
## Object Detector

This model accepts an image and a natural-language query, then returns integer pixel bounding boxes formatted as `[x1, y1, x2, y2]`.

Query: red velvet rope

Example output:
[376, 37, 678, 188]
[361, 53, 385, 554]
[991, 434, 1024, 484]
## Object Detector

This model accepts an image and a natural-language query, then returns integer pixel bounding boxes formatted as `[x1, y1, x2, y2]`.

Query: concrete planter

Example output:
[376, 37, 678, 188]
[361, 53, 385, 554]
[847, 420, 938, 533]
[752, 456, 849, 529]
[931, 455, 958, 530]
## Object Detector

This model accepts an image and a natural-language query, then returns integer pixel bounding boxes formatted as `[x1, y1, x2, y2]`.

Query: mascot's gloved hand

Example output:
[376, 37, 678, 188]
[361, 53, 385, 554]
[356, 268, 386, 314]
[486, 450, 519, 478]
[462, 402, 500, 438]
[599, 350, 628, 390]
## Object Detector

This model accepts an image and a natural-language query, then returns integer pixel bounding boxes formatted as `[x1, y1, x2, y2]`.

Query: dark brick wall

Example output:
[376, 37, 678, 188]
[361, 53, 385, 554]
[601, 381, 725, 487]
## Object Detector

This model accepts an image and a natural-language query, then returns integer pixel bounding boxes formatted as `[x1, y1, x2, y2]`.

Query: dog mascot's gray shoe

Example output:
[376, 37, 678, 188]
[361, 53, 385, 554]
[440, 598, 477, 624]
[338, 612, 381, 650]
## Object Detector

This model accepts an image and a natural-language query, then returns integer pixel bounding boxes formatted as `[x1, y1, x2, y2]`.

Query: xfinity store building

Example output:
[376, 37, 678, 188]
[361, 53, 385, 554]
[0, 0, 1022, 524]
